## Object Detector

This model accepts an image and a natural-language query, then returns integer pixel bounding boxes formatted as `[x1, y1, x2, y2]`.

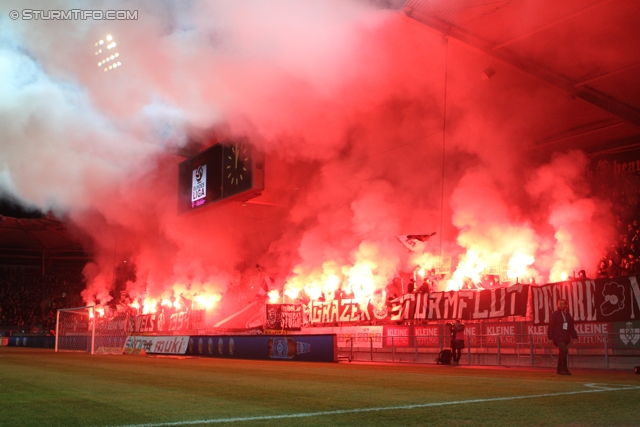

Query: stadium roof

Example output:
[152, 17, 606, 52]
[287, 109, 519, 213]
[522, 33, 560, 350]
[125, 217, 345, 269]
[0, 215, 89, 265]
[403, 0, 640, 156]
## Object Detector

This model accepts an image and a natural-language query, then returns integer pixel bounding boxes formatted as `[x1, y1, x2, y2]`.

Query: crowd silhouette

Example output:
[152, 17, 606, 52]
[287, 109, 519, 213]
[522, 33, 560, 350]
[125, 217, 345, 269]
[0, 265, 85, 333]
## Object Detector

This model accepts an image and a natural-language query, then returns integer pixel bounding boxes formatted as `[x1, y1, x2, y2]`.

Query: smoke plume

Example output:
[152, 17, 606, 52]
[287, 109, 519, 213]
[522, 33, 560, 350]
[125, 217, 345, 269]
[0, 1, 617, 315]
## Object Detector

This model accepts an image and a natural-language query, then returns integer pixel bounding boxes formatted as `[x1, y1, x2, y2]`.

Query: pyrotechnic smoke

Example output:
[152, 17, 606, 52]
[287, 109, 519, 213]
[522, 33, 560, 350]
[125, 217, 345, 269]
[0, 0, 618, 316]
[526, 151, 613, 282]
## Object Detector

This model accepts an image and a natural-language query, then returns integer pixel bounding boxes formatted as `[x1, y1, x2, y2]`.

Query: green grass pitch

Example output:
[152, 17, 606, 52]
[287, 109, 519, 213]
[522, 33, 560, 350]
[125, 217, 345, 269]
[1, 347, 639, 427]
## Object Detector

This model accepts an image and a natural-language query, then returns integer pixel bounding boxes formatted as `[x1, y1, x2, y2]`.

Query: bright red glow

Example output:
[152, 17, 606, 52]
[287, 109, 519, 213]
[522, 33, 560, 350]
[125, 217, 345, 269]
[94, 306, 104, 318]
[194, 294, 222, 309]
[267, 289, 280, 303]
[47, 6, 615, 318]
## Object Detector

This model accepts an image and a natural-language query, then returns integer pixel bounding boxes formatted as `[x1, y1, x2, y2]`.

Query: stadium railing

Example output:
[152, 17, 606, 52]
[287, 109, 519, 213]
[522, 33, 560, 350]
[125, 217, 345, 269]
[338, 334, 640, 370]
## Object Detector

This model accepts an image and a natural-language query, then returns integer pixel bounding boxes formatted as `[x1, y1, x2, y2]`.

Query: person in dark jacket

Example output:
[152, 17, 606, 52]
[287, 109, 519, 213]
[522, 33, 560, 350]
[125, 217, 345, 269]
[596, 260, 608, 279]
[548, 299, 578, 375]
[607, 258, 622, 278]
[449, 319, 465, 366]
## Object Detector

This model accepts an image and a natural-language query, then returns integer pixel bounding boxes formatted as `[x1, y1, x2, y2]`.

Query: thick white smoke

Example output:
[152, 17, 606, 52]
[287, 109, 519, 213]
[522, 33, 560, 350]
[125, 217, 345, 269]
[0, 1, 617, 314]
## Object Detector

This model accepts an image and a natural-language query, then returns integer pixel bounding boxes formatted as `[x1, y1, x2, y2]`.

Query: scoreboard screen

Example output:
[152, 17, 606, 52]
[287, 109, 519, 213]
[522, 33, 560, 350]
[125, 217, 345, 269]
[178, 141, 263, 213]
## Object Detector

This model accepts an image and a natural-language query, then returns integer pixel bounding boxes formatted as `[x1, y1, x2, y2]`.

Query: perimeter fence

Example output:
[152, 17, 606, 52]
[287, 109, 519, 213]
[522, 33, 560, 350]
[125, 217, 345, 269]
[336, 333, 640, 370]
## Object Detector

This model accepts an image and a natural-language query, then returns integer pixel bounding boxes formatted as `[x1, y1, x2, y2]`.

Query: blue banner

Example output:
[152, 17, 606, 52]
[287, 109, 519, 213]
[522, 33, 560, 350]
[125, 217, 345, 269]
[187, 334, 336, 362]
[8, 336, 55, 348]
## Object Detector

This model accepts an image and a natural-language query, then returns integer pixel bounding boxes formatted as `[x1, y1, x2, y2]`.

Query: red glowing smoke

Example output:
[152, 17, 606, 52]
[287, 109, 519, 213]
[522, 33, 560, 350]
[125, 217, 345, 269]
[0, 1, 619, 313]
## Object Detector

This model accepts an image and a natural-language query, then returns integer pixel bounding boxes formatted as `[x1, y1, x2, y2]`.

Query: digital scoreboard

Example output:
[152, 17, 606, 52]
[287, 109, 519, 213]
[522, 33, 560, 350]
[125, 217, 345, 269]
[178, 141, 263, 212]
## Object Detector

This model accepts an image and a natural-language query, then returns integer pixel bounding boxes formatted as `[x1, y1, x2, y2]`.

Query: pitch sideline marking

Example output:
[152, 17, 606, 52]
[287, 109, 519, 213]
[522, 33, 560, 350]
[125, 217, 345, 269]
[584, 382, 637, 389]
[105, 385, 640, 427]
[414, 373, 575, 384]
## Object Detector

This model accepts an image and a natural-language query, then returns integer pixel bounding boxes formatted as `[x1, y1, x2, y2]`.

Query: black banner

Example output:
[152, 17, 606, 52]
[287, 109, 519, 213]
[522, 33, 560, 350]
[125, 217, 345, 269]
[393, 285, 529, 321]
[531, 276, 640, 324]
[133, 310, 194, 333]
[305, 285, 529, 324]
[266, 304, 302, 330]
[95, 314, 129, 333]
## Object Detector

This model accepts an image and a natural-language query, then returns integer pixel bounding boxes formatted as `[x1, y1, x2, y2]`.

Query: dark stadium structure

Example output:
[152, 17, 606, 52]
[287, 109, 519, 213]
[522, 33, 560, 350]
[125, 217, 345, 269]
[0, 215, 89, 271]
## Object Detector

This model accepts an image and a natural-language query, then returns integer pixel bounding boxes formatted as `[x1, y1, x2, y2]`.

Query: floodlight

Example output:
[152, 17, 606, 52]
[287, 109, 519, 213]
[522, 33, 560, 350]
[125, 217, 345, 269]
[94, 35, 122, 73]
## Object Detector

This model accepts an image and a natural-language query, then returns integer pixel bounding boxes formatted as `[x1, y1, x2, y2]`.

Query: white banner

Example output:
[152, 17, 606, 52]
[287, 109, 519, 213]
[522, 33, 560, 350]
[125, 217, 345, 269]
[301, 325, 383, 348]
[124, 335, 189, 355]
[191, 165, 207, 203]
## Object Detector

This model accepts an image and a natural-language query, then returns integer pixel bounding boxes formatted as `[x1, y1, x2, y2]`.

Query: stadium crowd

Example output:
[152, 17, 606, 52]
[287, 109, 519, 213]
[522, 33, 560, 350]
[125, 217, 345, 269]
[0, 265, 85, 333]
[597, 218, 640, 278]
[595, 180, 640, 278]
[1, 179, 640, 334]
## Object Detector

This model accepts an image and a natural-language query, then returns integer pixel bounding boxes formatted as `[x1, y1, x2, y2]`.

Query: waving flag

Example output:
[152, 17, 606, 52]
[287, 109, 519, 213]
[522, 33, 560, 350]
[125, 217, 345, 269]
[396, 233, 436, 253]
[256, 264, 274, 297]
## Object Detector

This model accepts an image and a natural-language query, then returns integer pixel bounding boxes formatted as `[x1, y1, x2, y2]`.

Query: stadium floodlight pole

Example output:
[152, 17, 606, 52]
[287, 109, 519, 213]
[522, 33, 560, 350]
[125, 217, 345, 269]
[55, 310, 60, 352]
[91, 306, 96, 355]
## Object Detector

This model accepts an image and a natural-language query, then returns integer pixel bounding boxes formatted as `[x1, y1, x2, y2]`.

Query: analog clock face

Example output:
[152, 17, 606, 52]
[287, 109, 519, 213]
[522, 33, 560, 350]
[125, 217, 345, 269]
[222, 142, 252, 197]
[226, 142, 248, 186]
